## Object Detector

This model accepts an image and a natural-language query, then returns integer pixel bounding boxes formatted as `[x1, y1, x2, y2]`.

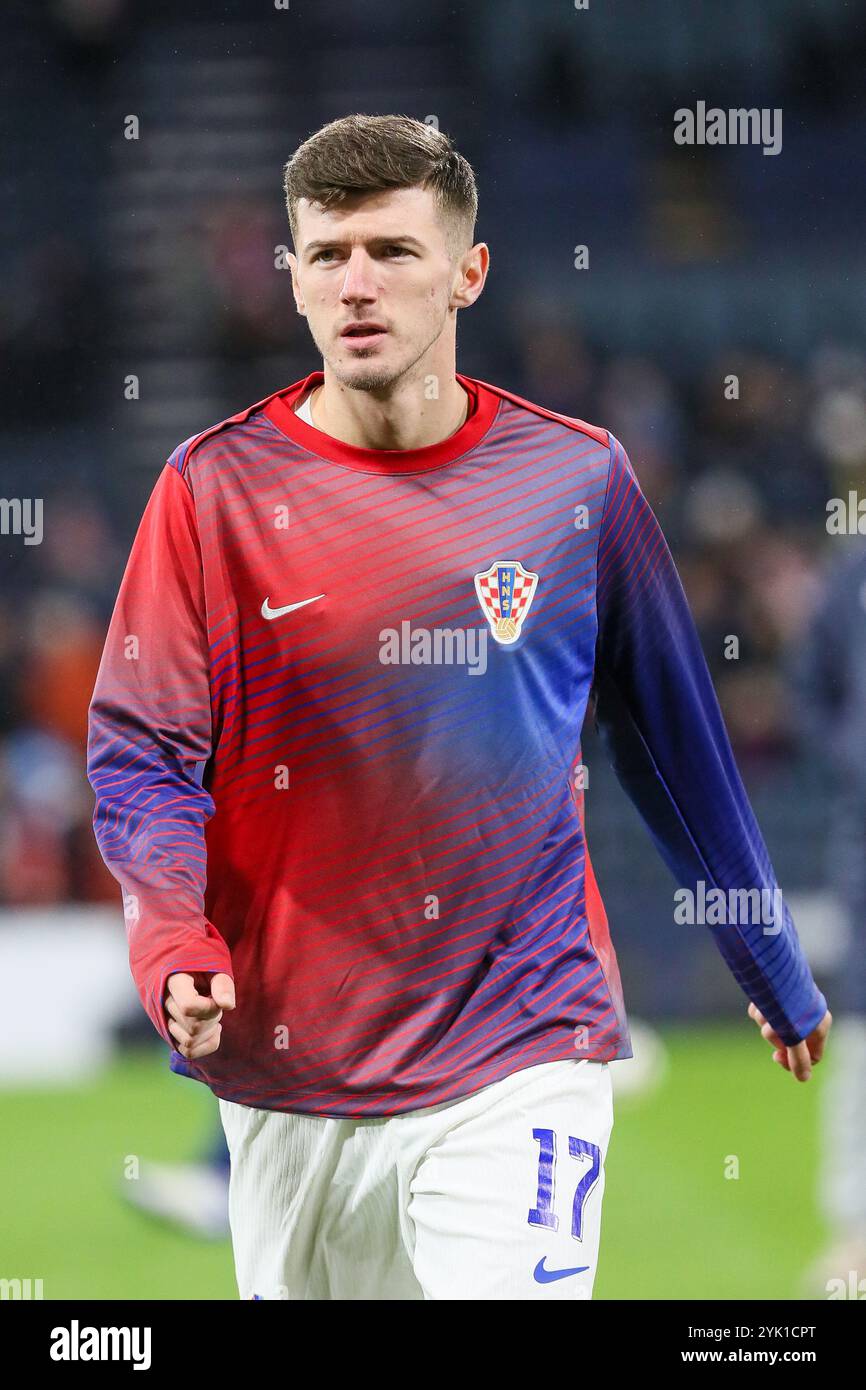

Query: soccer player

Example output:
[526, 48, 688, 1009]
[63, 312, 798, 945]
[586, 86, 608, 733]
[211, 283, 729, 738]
[87, 114, 831, 1301]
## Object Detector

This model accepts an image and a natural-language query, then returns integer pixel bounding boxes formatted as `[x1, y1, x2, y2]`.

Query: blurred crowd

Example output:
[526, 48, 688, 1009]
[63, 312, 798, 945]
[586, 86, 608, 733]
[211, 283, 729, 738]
[2, 0, 864, 908]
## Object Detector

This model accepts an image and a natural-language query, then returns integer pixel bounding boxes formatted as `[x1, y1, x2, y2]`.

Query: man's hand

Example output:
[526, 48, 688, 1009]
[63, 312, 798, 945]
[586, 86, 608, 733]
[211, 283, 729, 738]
[165, 972, 236, 1060]
[747, 1001, 832, 1082]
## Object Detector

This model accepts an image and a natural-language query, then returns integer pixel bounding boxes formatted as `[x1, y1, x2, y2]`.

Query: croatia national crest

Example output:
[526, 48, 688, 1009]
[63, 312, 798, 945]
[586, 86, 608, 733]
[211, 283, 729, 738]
[473, 559, 539, 645]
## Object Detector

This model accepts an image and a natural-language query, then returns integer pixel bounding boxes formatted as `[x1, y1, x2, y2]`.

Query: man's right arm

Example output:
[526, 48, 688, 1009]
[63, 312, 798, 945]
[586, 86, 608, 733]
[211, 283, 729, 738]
[87, 460, 232, 1046]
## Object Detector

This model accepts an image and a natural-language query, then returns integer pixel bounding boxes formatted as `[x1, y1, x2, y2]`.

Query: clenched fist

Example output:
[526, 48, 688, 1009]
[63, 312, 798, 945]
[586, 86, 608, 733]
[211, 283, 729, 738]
[165, 972, 236, 1060]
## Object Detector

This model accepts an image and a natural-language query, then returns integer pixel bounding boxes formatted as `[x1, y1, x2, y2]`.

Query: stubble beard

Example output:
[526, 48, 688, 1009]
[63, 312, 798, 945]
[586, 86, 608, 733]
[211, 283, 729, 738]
[321, 301, 451, 397]
[330, 358, 401, 393]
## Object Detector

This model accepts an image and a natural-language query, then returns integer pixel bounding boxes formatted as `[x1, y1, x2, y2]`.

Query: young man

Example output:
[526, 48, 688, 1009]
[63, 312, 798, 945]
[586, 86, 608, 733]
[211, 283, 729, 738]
[88, 114, 831, 1301]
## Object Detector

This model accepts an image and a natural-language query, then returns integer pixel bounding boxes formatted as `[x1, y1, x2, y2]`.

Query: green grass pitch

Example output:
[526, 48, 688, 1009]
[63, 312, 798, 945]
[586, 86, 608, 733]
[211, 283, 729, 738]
[0, 1025, 827, 1300]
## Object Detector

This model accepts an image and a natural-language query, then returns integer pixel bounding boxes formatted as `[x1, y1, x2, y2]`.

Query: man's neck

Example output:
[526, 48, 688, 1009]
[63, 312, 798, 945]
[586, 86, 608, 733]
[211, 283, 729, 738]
[307, 369, 469, 451]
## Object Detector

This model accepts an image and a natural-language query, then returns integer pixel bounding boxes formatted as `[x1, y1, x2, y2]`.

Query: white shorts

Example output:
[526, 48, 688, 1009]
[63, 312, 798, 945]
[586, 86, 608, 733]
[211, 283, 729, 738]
[218, 1058, 614, 1300]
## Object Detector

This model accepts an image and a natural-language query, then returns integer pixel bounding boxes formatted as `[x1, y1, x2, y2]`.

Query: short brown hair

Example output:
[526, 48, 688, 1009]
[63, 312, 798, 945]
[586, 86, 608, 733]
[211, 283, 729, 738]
[283, 113, 478, 256]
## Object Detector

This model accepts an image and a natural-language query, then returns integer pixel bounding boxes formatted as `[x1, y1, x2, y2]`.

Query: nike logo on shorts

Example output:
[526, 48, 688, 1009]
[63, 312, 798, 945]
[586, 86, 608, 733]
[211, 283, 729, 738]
[533, 1257, 590, 1283]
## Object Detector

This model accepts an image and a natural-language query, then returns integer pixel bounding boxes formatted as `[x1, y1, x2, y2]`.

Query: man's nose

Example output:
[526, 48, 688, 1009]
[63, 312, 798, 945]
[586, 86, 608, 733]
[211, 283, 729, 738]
[339, 249, 377, 303]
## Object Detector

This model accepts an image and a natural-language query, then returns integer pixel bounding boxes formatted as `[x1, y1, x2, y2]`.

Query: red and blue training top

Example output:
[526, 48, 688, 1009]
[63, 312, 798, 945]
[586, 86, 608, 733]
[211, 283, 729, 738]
[87, 371, 827, 1115]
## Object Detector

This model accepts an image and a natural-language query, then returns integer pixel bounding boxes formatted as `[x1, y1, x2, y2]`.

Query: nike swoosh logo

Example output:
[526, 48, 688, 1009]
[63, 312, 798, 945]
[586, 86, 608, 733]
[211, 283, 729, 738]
[533, 1258, 589, 1284]
[261, 594, 325, 620]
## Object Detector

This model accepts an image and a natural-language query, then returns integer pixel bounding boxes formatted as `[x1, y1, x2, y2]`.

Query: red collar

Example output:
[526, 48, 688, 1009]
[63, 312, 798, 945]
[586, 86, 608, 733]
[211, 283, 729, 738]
[263, 371, 501, 474]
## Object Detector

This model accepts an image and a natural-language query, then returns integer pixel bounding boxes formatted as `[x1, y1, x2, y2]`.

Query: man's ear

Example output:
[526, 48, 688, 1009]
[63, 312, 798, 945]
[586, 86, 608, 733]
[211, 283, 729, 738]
[287, 251, 307, 317]
[450, 242, 489, 312]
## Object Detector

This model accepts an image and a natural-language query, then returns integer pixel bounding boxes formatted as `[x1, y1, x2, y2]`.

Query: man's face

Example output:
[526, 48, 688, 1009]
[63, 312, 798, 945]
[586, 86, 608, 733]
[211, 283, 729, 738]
[288, 185, 484, 392]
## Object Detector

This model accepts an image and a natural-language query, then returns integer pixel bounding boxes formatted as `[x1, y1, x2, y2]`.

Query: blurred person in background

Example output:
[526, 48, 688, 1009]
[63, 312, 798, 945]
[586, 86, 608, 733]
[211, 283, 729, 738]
[0, 491, 121, 904]
[790, 542, 866, 1291]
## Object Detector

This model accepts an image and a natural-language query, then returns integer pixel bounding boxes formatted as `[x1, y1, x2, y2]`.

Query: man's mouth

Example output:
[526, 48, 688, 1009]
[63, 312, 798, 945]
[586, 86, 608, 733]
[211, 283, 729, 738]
[341, 323, 388, 346]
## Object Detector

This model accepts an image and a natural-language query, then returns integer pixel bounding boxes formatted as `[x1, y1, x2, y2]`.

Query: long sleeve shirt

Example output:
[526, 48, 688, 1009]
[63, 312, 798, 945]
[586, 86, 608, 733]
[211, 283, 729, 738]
[87, 371, 827, 1115]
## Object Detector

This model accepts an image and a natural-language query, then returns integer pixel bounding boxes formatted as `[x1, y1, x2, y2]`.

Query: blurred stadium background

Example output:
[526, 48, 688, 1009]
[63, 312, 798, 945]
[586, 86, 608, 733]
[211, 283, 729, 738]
[1, 0, 864, 1299]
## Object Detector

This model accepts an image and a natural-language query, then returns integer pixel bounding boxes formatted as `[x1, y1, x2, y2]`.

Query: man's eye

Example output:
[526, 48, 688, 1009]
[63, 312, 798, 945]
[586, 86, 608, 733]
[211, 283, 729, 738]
[313, 250, 337, 262]
[384, 246, 408, 256]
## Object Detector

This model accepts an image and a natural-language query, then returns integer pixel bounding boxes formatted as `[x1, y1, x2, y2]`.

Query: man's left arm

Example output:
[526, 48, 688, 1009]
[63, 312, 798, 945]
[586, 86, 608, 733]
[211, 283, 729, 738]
[592, 434, 829, 1065]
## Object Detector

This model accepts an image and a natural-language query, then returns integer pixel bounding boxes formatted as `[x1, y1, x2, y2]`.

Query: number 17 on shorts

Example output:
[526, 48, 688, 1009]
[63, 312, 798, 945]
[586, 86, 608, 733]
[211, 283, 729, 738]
[529, 1128, 603, 1294]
